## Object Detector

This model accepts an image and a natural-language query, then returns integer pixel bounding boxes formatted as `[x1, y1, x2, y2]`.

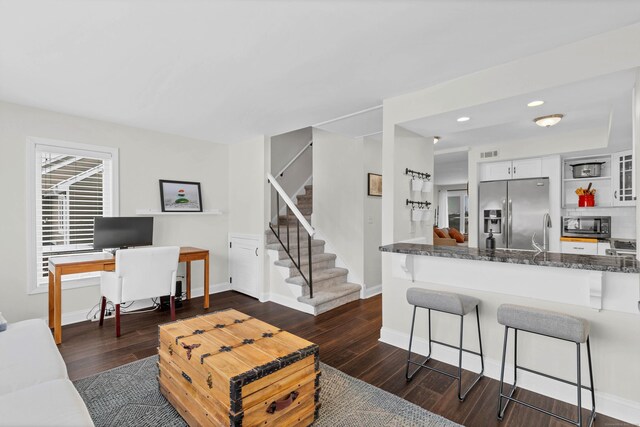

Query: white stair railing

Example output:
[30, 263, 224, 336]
[267, 172, 315, 298]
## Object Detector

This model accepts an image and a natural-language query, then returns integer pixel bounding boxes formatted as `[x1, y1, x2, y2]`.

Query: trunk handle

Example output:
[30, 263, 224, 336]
[266, 390, 299, 414]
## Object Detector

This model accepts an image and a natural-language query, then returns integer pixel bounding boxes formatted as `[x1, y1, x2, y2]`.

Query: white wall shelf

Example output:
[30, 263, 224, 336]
[135, 209, 222, 216]
[563, 176, 610, 182]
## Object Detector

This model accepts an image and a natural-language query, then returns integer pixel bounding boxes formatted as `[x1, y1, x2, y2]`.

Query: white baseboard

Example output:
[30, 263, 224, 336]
[52, 282, 231, 326]
[379, 326, 640, 425]
[361, 284, 382, 299]
[268, 293, 315, 315]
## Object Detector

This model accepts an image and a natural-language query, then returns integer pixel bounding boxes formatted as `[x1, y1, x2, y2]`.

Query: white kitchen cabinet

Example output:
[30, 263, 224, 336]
[512, 158, 543, 179]
[480, 158, 543, 182]
[612, 150, 635, 206]
[479, 161, 512, 181]
[597, 241, 611, 256]
[560, 241, 598, 255]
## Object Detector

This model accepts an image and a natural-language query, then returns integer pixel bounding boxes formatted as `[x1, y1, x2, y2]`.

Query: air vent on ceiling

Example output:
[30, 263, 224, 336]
[480, 150, 499, 159]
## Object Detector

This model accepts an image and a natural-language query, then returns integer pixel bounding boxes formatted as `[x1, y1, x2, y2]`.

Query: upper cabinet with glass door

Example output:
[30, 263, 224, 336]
[612, 150, 635, 206]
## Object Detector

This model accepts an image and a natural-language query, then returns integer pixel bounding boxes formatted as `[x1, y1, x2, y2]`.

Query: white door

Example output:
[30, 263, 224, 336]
[512, 158, 543, 179]
[480, 161, 512, 181]
[612, 150, 635, 206]
[229, 235, 260, 298]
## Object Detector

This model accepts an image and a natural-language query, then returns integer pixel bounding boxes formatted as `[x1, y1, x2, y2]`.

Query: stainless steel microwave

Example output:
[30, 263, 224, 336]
[562, 216, 611, 239]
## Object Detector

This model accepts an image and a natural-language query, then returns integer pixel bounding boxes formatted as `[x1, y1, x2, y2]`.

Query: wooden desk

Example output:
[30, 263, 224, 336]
[48, 246, 210, 344]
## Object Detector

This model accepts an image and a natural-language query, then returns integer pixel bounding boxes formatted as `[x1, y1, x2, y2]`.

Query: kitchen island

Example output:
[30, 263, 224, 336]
[379, 242, 640, 423]
[380, 243, 640, 273]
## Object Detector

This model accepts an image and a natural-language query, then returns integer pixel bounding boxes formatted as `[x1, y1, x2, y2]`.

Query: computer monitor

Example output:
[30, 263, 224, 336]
[93, 217, 154, 250]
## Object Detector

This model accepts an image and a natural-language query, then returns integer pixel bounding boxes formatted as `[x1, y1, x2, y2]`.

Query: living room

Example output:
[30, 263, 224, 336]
[2, 1, 640, 427]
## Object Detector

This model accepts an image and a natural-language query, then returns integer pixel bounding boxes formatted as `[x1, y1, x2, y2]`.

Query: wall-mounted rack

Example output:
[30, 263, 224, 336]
[406, 199, 431, 209]
[405, 168, 431, 180]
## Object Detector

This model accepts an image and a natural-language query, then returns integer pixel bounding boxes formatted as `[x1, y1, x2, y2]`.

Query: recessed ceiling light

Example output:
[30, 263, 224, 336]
[534, 114, 564, 128]
[433, 136, 440, 144]
[527, 100, 545, 107]
[457, 117, 470, 122]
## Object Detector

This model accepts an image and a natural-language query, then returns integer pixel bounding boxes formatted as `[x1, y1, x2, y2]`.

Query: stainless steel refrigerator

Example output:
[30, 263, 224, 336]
[478, 178, 550, 250]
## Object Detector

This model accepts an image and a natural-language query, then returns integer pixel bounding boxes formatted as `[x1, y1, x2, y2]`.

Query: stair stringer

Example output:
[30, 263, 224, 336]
[266, 247, 315, 315]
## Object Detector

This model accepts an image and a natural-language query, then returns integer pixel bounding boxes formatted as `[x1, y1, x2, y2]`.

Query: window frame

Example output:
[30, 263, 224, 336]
[26, 137, 119, 294]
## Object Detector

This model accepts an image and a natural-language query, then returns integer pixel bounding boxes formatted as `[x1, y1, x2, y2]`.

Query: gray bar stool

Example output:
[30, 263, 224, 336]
[405, 288, 484, 401]
[496, 304, 596, 427]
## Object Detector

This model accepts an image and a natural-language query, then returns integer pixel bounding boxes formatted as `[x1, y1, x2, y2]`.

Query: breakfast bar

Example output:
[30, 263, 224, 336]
[379, 243, 640, 422]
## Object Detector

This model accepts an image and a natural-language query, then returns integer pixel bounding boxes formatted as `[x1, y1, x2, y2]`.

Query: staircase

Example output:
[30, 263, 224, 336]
[266, 184, 361, 315]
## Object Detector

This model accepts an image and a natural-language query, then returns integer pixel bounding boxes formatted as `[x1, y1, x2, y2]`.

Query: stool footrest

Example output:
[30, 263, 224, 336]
[498, 388, 596, 427]
[516, 365, 594, 391]
[431, 339, 483, 357]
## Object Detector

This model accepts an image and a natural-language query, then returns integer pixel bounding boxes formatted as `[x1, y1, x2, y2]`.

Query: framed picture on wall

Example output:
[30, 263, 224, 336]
[159, 179, 203, 212]
[368, 173, 382, 197]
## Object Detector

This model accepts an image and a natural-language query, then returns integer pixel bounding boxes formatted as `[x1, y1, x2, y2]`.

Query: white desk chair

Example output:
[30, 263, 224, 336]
[99, 246, 180, 337]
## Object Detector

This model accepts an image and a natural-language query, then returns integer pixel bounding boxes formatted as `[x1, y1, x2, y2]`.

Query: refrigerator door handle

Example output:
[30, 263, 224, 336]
[502, 199, 507, 245]
[508, 199, 513, 246]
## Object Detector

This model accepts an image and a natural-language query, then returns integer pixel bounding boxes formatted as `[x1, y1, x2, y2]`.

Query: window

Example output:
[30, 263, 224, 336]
[27, 138, 118, 293]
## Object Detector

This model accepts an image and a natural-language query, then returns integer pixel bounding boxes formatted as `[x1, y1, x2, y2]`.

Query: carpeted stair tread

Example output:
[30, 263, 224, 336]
[274, 253, 336, 268]
[297, 283, 361, 306]
[265, 239, 325, 251]
[285, 267, 348, 285]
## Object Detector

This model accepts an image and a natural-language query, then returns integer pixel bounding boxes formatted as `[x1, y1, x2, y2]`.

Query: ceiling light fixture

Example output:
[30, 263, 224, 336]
[433, 136, 440, 144]
[534, 114, 564, 128]
[527, 100, 545, 107]
[457, 117, 470, 122]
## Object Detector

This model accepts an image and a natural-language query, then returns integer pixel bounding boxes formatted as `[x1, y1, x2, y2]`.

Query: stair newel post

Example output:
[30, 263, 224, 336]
[308, 233, 313, 299]
[296, 221, 301, 271]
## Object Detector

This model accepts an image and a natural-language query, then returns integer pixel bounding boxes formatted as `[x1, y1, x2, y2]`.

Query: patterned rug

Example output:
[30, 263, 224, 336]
[74, 356, 459, 426]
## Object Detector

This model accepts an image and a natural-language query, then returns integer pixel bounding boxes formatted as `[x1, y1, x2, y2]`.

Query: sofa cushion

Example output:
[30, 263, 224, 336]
[0, 379, 94, 426]
[0, 319, 68, 396]
[433, 227, 447, 239]
[448, 227, 465, 243]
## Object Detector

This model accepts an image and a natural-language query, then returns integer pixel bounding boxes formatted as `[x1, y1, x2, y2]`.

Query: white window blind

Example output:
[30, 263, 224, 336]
[33, 143, 115, 286]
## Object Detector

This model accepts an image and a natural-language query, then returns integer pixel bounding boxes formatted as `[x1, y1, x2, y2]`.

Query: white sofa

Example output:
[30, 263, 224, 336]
[0, 319, 94, 426]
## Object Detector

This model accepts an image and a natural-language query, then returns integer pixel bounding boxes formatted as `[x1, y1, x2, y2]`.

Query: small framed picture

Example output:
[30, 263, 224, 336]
[159, 180, 203, 212]
[368, 173, 382, 197]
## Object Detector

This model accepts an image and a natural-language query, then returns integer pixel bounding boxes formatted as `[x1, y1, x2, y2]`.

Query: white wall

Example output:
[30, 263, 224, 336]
[312, 128, 364, 284]
[0, 101, 229, 323]
[270, 127, 312, 219]
[434, 157, 468, 186]
[229, 135, 269, 236]
[363, 136, 382, 291]
[393, 126, 434, 242]
[228, 135, 270, 299]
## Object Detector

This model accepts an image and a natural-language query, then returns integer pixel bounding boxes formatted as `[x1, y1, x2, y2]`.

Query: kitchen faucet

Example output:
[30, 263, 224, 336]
[543, 213, 552, 251]
[532, 213, 553, 253]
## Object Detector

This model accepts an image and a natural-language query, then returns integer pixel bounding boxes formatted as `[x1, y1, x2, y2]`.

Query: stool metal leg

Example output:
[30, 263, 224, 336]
[406, 305, 420, 381]
[457, 314, 464, 400]
[576, 342, 582, 427]
[457, 306, 484, 401]
[406, 305, 484, 402]
[497, 329, 597, 426]
[586, 338, 597, 426]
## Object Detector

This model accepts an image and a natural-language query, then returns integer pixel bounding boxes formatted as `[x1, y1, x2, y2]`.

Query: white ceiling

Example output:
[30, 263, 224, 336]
[403, 69, 638, 150]
[2, 1, 640, 143]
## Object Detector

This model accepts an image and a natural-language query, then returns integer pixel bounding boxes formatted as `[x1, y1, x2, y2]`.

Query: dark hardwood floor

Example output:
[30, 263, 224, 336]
[59, 292, 629, 427]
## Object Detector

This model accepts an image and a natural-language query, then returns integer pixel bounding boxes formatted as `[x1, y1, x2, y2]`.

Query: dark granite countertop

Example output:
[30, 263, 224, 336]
[379, 243, 640, 274]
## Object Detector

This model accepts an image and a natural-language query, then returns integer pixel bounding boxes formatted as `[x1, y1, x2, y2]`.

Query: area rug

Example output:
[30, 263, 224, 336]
[74, 356, 460, 426]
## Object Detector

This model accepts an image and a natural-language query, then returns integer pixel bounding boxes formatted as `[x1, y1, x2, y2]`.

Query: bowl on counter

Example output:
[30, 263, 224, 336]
[570, 162, 605, 178]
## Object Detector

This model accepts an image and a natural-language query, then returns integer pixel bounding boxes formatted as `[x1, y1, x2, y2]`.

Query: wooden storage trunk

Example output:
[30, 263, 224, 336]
[158, 309, 320, 426]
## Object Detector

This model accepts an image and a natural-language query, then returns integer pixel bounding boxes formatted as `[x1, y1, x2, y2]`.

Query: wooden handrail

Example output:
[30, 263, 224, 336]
[267, 173, 314, 237]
